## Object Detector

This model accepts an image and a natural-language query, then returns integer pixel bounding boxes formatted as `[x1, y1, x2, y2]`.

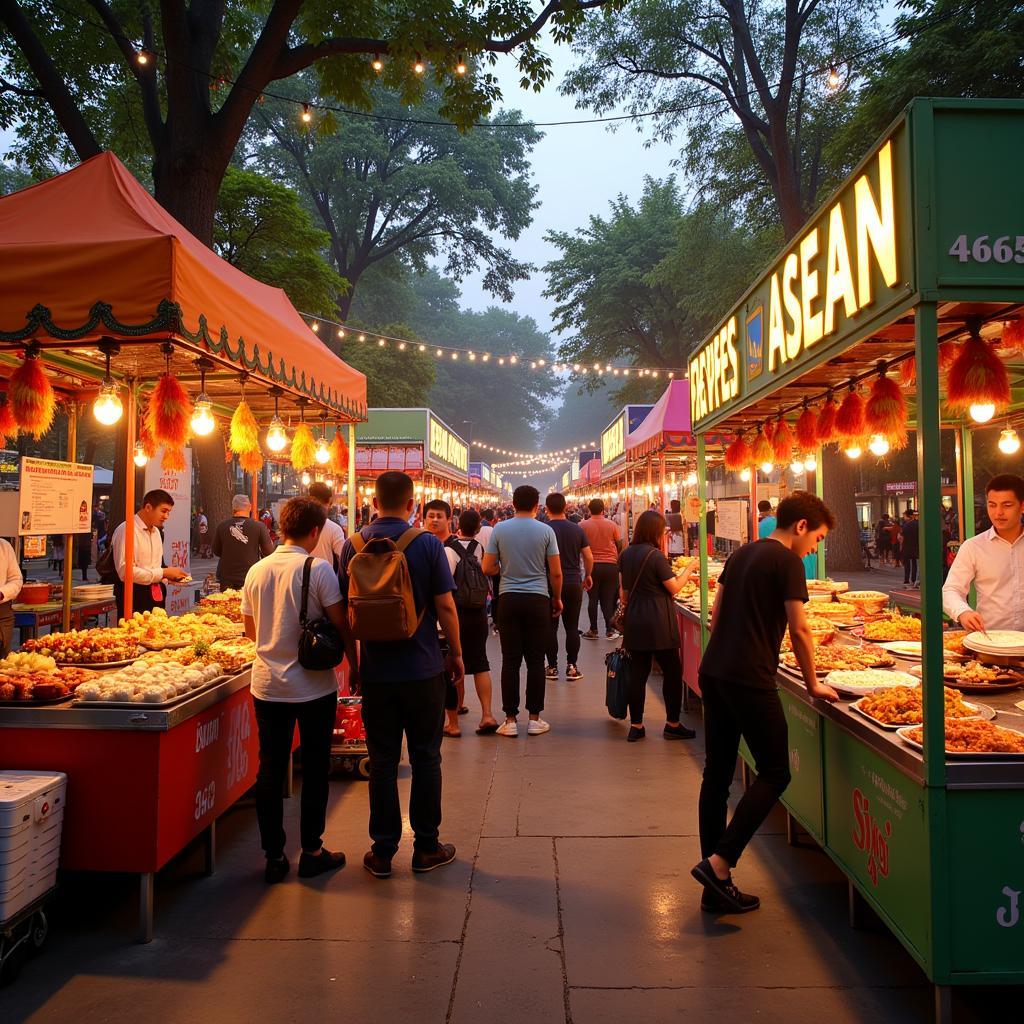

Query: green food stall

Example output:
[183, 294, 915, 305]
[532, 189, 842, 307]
[689, 98, 1024, 1020]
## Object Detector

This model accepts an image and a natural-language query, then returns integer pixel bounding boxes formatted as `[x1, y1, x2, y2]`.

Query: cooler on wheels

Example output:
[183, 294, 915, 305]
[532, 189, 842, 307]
[330, 660, 369, 778]
[0, 771, 66, 984]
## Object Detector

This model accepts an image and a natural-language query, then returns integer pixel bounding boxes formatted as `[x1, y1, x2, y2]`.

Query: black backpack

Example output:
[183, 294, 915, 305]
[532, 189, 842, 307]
[446, 538, 489, 610]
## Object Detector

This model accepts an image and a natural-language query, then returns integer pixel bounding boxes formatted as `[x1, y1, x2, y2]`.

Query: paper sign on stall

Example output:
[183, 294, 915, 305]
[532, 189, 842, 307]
[715, 500, 748, 543]
[145, 448, 194, 615]
[23, 535, 47, 558]
[18, 457, 93, 535]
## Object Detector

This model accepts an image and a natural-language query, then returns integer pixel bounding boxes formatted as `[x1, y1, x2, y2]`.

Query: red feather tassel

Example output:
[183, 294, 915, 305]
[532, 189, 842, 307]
[900, 358, 916, 387]
[148, 374, 192, 448]
[816, 397, 839, 444]
[946, 332, 1011, 412]
[329, 431, 349, 474]
[724, 434, 752, 471]
[772, 416, 794, 462]
[836, 388, 866, 441]
[751, 430, 773, 466]
[763, 418, 776, 442]
[239, 449, 264, 474]
[1002, 320, 1024, 356]
[162, 446, 186, 472]
[865, 371, 908, 448]
[795, 406, 818, 452]
[10, 356, 56, 438]
[0, 395, 17, 446]
[939, 340, 959, 372]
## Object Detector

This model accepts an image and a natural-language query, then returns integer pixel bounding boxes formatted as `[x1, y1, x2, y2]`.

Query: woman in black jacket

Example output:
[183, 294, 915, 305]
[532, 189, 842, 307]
[618, 510, 698, 743]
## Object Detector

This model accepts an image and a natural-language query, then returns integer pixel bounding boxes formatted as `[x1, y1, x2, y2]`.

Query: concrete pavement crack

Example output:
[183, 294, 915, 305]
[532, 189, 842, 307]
[552, 837, 574, 1024]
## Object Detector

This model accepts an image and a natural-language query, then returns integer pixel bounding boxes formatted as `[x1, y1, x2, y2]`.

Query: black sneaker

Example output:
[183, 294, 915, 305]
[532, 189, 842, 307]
[627, 725, 646, 742]
[565, 664, 583, 681]
[582, 629, 599, 640]
[690, 858, 760, 913]
[297, 848, 346, 878]
[545, 665, 559, 680]
[700, 891, 729, 913]
[412, 842, 457, 873]
[264, 855, 289, 884]
[363, 850, 392, 878]
[664, 722, 697, 740]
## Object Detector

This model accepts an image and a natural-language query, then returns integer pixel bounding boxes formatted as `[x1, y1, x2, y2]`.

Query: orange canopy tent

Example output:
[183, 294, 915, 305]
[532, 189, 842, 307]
[0, 151, 365, 418]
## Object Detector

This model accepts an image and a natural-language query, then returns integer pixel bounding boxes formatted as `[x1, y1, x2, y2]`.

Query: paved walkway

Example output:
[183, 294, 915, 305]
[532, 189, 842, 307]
[5, 621, 1015, 1023]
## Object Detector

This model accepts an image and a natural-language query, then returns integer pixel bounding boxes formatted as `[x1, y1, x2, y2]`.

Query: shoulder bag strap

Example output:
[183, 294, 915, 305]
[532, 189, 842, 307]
[446, 538, 468, 562]
[349, 532, 367, 553]
[395, 527, 427, 553]
[300, 556, 313, 626]
[624, 548, 657, 607]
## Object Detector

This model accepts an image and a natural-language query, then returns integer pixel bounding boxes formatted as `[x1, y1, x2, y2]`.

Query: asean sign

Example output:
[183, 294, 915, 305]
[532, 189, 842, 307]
[428, 417, 468, 473]
[601, 414, 625, 467]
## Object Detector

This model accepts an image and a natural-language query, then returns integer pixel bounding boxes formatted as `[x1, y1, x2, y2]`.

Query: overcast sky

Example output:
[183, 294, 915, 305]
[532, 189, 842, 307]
[455, 43, 681, 337]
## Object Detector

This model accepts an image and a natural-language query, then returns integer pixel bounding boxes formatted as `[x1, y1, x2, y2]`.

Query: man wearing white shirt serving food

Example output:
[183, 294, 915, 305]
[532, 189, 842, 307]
[942, 474, 1024, 633]
[0, 537, 23, 657]
[109, 489, 189, 621]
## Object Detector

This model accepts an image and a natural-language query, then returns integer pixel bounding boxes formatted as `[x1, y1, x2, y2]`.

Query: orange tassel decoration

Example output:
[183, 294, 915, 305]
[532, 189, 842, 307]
[836, 386, 866, 440]
[0, 395, 17, 446]
[239, 449, 264, 474]
[816, 394, 839, 444]
[724, 433, 752, 472]
[897, 340, 958, 388]
[138, 413, 156, 459]
[751, 429, 773, 467]
[229, 400, 260, 457]
[772, 416, 794, 463]
[1002, 320, 1024, 356]
[10, 354, 56, 438]
[162, 446, 186, 472]
[795, 405, 818, 452]
[148, 373, 192, 448]
[291, 422, 316, 471]
[946, 328, 1011, 413]
[763, 418, 776, 443]
[865, 368, 908, 449]
[328, 430, 349, 474]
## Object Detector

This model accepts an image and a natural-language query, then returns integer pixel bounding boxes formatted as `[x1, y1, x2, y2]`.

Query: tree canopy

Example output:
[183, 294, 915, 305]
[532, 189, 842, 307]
[246, 76, 539, 318]
[336, 322, 436, 408]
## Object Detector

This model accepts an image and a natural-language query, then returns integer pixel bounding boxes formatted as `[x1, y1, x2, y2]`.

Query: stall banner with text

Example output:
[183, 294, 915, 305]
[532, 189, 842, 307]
[823, 719, 929, 960]
[689, 122, 913, 430]
[428, 415, 469, 476]
[780, 694, 825, 842]
[19, 457, 93, 536]
[947, 788, 1024, 973]
[715, 500, 748, 542]
[145, 448, 194, 615]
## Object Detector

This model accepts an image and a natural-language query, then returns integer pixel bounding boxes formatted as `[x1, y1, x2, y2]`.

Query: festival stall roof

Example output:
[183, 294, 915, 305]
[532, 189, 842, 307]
[0, 151, 366, 420]
[625, 379, 733, 460]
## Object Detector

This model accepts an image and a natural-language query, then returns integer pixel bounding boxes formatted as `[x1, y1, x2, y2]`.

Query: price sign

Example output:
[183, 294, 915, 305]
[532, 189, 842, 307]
[145, 447, 194, 615]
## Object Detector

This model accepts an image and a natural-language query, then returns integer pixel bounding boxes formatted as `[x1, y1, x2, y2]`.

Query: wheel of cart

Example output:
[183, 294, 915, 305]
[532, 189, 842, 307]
[331, 696, 369, 779]
[0, 891, 52, 987]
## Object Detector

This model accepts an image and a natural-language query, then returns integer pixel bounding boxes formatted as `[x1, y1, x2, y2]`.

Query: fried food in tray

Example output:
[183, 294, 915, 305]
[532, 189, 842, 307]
[901, 720, 1024, 755]
[781, 643, 895, 674]
[0, 664, 99, 703]
[21, 628, 140, 665]
[860, 612, 922, 643]
[943, 632, 968, 656]
[780, 617, 838, 652]
[856, 685, 977, 726]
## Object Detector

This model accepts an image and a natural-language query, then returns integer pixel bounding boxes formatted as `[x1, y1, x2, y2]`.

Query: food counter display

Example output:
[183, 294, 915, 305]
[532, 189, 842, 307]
[687, 100, 1024, 1018]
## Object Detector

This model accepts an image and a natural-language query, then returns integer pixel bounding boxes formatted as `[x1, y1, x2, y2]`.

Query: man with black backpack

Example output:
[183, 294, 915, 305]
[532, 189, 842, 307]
[445, 509, 499, 736]
[339, 473, 463, 879]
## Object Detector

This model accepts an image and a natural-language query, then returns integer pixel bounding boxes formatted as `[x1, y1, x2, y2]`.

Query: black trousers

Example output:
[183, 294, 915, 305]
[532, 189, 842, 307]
[497, 592, 550, 717]
[361, 675, 446, 858]
[697, 675, 791, 867]
[114, 579, 165, 621]
[588, 563, 619, 631]
[903, 556, 918, 585]
[547, 582, 583, 668]
[627, 648, 683, 725]
[253, 691, 337, 859]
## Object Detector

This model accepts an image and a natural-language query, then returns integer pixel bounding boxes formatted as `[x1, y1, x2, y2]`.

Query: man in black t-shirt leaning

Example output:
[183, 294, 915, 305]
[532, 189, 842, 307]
[212, 494, 276, 591]
[691, 491, 839, 915]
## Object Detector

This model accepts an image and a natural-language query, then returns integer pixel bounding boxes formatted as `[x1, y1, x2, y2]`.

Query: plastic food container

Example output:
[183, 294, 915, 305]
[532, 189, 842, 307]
[18, 582, 52, 605]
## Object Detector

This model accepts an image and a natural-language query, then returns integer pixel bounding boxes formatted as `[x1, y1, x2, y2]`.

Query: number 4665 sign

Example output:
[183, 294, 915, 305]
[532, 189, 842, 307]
[948, 234, 1024, 265]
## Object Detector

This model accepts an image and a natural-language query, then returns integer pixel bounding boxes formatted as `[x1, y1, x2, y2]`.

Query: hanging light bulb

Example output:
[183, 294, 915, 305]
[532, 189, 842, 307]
[190, 361, 216, 436]
[315, 417, 331, 465]
[740, 468, 751, 482]
[310, 320, 319, 332]
[300, 470, 311, 486]
[969, 403, 996, 423]
[825, 66, 842, 91]
[266, 388, 288, 452]
[136, 49, 150, 66]
[413, 55, 425, 74]
[790, 458, 805, 475]
[455, 57, 467, 75]
[868, 433, 890, 457]
[803, 454, 818, 472]
[998, 427, 1021, 455]
[845, 444, 863, 460]
[133, 440, 149, 467]
[372, 54, 383, 72]
[301, 103, 313, 124]
[760, 461, 774, 475]
[92, 343, 123, 425]
[324, 477, 334, 488]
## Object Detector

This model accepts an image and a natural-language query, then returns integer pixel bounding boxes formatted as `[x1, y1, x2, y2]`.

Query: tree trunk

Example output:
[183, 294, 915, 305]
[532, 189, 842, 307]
[822, 446, 863, 572]
[190, 430, 234, 536]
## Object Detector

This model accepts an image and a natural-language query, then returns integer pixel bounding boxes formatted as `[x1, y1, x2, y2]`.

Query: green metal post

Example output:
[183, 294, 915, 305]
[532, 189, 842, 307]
[959, 425, 975, 540]
[814, 446, 825, 579]
[697, 434, 709, 651]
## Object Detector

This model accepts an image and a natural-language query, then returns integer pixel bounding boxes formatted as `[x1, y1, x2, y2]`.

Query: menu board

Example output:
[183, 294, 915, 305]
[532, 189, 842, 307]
[18, 457, 93, 535]
[715, 500, 748, 543]
[145, 448, 194, 616]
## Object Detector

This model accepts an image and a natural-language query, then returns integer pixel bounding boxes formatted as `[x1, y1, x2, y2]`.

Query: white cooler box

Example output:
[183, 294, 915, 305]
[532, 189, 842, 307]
[0, 772, 67, 924]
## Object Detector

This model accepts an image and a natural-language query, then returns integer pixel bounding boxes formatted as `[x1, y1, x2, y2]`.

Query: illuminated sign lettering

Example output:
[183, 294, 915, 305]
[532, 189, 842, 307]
[689, 317, 739, 424]
[429, 418, 468, 472]
[601, 414, 626, 466]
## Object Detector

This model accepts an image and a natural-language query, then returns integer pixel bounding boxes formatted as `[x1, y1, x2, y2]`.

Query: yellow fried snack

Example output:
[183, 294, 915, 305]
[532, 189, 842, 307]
[862, 613, 922, 642]
[859, 685, 975, 725]
[903, 720, 1024, 754]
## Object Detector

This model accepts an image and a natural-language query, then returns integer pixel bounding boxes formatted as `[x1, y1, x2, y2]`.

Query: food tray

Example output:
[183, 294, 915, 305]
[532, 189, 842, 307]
[945, 678, 1024, 695]
[73, 675, 227, 709]
[895, 725, 1024, 759]
[849, 697, 992, 730]
[0, 693, 75, 707]
[139, 640, 192, 651]
[58, 657, 140, 670]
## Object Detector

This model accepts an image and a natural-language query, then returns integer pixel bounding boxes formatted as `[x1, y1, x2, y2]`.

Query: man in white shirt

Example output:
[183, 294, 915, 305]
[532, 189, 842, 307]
[242, 497, 357, 885]
[0, 537, 23, 656]
[942, 474, 1024, 633]
[110, 489, 189, 620]
[308, 481, 347, 572]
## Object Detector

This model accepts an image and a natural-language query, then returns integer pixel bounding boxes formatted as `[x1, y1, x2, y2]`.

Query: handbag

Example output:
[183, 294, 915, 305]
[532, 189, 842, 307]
[604, 647, 630, 720]
[297, 556, 344, 671]
[610, 548, 656, 634]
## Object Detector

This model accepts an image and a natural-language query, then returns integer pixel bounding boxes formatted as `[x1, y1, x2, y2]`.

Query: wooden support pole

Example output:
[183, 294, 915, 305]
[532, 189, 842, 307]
[61, 402, 78, 631]
[123, 385, 137, 620]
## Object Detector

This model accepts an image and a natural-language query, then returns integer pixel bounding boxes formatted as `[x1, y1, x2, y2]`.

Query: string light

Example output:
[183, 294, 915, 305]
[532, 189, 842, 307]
[136, 49, 150, 66]
[378, 338, 385, 347]
[337, 329, 345, 339]
[301, 103, 313, 124]
[310, 320, 319, 332]
[456, 57, 467, 75]
[413, 55, 425, 74]
[372, 54, 384, 72]
[825, 66, 842, 91]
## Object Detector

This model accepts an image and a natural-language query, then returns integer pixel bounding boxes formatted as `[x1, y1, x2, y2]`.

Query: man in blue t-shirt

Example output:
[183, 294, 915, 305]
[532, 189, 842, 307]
[481, 485, 562, 737]
[338, 471, 463, 879]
